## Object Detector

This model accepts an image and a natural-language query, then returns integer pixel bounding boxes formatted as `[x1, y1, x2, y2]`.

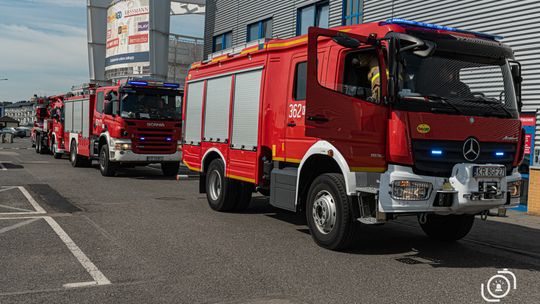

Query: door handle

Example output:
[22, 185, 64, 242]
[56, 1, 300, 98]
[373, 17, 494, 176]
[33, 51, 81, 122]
[307, 116, 329, 123]
[287, 122, 297, 127]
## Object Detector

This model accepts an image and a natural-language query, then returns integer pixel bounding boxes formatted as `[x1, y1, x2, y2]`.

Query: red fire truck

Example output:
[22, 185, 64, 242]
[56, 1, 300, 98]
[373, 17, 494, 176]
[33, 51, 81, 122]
[182, 19, 525, 250]
[33, 94, 66, 158]
[63, 80, 183, 177]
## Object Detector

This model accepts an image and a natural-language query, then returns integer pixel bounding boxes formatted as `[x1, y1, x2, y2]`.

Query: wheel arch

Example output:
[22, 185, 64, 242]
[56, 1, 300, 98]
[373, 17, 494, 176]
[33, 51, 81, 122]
[295, 141, 355, 211]
[199, 148, 227, 194]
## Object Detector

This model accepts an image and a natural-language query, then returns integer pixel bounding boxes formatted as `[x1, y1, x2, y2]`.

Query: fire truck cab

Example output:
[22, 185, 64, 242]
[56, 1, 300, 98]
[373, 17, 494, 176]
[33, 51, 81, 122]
[183, 19, 525, 250]
[64, 80, 183, 177]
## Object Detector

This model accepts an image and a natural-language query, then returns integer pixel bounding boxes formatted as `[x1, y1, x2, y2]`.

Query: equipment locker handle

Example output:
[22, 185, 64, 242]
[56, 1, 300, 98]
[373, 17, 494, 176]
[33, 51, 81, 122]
[287, 122, 297, 127]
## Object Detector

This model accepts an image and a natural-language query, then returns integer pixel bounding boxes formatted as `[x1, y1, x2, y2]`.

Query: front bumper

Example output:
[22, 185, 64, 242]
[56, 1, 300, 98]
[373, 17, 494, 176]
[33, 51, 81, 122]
[109, 138, 181, 163]
[378, 164, 521, 215]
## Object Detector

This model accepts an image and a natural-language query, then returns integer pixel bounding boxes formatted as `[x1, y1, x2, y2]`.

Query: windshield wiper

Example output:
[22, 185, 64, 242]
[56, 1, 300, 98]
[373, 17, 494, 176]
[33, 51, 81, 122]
[463, 97, 513, 118]
[400, 95, 464, 114]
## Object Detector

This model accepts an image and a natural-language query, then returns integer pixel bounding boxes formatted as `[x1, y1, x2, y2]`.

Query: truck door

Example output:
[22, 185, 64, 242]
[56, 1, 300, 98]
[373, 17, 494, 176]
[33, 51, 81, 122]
[93, 89, 105, 136]
[305, 27, 388, 171]
[284, 52, 326, 163]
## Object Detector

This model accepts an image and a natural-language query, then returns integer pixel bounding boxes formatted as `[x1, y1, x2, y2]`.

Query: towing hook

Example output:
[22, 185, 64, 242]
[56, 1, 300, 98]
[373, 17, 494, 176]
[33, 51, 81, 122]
[419, 213, 428, 224]
[480, 211, 489, 221]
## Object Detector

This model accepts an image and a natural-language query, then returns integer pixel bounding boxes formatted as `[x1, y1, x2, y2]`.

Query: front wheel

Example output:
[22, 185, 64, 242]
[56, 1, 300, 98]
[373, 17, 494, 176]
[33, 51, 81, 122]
[99, 145, 117, 176]
[306, 173, 360, 251]
[161, 162, 180, 177]
[52, 138, 62, 159]
[419, 214, 475, 241]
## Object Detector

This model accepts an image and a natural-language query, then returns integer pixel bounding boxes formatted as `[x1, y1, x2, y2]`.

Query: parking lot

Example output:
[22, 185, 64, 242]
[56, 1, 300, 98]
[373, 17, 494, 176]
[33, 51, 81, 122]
[0, 138, 539, 303]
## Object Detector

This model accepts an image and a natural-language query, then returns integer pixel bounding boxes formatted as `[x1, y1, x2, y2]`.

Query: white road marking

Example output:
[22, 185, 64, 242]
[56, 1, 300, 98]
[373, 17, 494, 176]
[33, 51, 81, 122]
[18, 186, 46, 214]
[0, 218, 40, 234]
[0, 204, 34, 213]
[43, 216, 111, 286]
[63, 281, 98, 289]
[0, 186, 17, 193]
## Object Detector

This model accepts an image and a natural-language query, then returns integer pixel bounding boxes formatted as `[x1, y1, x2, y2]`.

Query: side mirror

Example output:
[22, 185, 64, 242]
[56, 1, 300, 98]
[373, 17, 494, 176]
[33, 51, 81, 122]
[332, 33, 360, 49]
[510, 61, 522, 112]
[103, 100, 113, 115]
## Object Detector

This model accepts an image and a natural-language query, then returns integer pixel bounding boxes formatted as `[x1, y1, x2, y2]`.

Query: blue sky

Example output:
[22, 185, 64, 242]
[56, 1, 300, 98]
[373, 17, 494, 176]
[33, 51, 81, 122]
[0, 0, 204, 102]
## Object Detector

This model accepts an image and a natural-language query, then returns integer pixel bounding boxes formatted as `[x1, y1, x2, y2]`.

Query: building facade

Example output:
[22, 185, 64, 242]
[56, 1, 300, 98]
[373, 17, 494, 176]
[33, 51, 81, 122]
[204, 0, 540, 114]
[4, 102, 35, 127]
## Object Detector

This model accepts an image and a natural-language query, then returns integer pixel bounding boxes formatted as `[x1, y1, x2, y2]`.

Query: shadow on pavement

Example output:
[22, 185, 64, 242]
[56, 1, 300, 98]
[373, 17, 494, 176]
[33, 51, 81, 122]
[242, 196, 540, 271]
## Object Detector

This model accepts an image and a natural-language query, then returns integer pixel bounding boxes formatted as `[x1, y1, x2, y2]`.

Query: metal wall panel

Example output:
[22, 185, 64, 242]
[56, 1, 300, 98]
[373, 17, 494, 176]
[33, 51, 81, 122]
[204, 76, 232, 142]
[82, 99, 90, 138]
[65, 102, 73, 133]
[184, 81, 205, 145]
[362, 0, 540, 112]
[231, 69, 263, 150]
[204, 0, 343, 56]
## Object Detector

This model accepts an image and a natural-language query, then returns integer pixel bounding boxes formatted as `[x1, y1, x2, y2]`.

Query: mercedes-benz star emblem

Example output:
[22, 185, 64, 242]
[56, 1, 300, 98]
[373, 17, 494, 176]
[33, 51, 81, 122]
[463, 138, 481, 161]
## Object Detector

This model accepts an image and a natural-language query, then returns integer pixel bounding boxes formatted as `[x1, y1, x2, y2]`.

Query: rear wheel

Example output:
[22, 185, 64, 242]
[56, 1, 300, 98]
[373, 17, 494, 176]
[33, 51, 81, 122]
[206, 159, 238, 212]
[35, 134, 40, 153]
[306, 173, 360, 251]
[161, 162, 180, 177]
[419, 214, 475, 241]
[99, 144, 117, 176]
[70, 140, 90, 167]
[233, 182, 253, 212]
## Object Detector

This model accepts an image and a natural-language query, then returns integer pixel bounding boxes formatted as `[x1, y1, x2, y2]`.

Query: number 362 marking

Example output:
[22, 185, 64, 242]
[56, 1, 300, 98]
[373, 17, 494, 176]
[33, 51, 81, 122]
[289, 103, 305, 118]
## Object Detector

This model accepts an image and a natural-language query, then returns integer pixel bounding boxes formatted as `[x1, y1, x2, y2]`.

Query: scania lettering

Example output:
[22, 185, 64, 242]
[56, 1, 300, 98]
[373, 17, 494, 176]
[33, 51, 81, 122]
[182, 19, 525, 250]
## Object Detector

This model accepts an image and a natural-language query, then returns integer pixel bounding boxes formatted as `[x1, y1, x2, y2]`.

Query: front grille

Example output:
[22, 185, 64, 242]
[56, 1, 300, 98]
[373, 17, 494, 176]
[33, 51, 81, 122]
[132, 128, 176, 154]
[412, 140, 515, 177]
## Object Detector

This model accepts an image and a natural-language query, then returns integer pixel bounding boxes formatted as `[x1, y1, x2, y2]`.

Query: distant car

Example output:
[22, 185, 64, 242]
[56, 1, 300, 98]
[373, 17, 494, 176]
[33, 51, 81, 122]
[15, 127, 31, 137]
[0, 127, 25, 138]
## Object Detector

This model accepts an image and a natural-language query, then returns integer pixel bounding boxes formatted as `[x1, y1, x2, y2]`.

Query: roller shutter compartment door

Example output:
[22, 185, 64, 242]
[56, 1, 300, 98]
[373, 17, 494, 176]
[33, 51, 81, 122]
[231, 69, 263, 151]
[204, 76, 232, 143]
[184, 81, 205, 145]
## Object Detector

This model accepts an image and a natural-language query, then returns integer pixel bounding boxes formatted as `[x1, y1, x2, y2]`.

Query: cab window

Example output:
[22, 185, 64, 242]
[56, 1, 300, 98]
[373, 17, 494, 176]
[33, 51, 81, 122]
[293, 61, 307, 101]
[341, 48, 379, 102]
[96, 91, 104, 113]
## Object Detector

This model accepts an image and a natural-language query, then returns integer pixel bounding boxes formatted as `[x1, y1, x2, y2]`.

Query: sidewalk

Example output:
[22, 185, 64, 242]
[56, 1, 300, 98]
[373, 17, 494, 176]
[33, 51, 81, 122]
[489, 209, 540, 230]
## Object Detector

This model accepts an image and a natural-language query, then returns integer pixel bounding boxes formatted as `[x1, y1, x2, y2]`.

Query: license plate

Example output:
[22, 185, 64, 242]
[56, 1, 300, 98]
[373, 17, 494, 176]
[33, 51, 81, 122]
[473, 166, 505, 178]
[147, 156, 164, 162]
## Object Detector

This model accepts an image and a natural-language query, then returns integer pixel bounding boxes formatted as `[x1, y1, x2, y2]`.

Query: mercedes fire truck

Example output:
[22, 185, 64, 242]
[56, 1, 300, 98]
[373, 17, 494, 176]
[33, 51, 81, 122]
[64, 80, 183, 177]
[182, 19, 525, 250]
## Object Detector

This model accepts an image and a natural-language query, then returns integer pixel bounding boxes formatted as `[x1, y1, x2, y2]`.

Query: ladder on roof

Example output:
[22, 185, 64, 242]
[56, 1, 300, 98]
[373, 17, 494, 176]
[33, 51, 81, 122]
[206, 38, 268, 61]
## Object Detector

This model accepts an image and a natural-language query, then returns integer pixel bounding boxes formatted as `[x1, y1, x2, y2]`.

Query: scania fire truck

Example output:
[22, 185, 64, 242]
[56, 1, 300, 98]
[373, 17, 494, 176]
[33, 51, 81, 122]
[182, 19, 525, 250]
[64, 80, 183, 177]
[33, 94, 66, 158]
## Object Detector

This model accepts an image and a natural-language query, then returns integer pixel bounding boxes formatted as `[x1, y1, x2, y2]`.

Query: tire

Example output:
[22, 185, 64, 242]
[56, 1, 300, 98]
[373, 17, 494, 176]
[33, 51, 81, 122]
[258, 188, 270, 196]
[233, 182, 253, 212]
[35, 134, 41, 153]
[419, 214, 475, 241]
[99, 144, 117, 176]
[161, 162, 180, 177]
[205, 159, 239, 212]
[70, 140, 90, 168]
[306, 173, 360, 251]
[52, 138, 62, 159]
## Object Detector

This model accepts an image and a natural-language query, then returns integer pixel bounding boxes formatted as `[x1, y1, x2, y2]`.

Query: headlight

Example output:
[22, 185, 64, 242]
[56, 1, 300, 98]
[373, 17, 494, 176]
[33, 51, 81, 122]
[507, 180, 521, 198]
[391, 180, 432, 201]
[114, 143, 132, 151]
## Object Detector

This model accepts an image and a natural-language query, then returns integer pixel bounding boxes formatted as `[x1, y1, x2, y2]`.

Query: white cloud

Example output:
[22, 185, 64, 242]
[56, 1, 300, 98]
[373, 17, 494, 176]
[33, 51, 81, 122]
[0, 23, 88, 100]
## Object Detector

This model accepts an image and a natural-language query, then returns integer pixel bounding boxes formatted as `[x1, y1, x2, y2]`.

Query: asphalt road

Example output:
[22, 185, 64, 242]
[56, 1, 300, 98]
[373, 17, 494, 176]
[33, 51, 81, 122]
[0, 138, 539, 304]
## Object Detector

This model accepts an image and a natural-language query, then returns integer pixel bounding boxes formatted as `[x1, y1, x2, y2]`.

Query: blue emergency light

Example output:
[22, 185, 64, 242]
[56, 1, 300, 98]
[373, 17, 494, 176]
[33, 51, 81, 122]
[128, 80, 148, 86]
[383, 18, 503, 41]
[495, 151, 505, 157]
[163, 83, 180, 89]
[431, 149, 443, 156]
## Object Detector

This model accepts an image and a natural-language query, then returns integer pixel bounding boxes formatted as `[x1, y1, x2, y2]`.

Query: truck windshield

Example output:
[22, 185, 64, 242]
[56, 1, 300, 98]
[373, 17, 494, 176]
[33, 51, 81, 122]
[120, 89, 181, 121]
[396, 51, 518, 118]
